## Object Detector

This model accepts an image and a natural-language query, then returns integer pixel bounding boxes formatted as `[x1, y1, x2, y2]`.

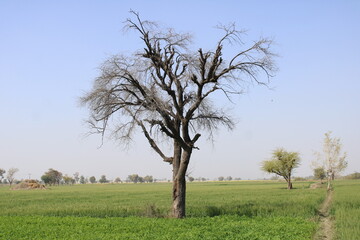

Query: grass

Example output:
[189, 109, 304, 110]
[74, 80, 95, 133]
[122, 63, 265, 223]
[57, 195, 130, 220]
[0, 181, 325, 239]
[332, 180, 360, 240]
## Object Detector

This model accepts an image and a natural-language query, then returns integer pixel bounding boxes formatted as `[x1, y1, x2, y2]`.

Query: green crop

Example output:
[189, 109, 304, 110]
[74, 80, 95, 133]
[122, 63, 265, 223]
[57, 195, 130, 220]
[332, 180, 360, 240]
[0, 215, 315, 240]
[0, 181, 324, 239]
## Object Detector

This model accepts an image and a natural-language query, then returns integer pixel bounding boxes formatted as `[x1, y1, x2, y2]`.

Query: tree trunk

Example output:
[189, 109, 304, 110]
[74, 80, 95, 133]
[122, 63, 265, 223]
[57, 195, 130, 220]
[327, 170, 333, 191]
[172, 173, 186, 218]
[331, 172, 335, 181]
[287, 180, 293, 190]
[327, 176, 332, 191]
[285, 175, 292, 190]
[171, 144, 191, 218]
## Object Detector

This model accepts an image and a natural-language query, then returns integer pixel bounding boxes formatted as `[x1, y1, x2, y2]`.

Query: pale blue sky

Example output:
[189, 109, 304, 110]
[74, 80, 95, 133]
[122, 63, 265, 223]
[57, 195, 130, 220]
[1, 1, 359, 181]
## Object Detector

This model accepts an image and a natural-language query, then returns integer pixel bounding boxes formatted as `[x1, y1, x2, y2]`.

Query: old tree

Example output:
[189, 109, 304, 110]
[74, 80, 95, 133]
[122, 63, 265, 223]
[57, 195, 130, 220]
[81, 12, 276, 218]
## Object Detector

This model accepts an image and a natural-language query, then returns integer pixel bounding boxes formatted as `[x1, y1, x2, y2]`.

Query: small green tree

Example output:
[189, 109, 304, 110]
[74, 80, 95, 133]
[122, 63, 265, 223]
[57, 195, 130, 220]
[63, 175, 75, 185]
[138, 176, 144, 183]
[41, 174, 52, 185]
[89, 176, 96, 184]
[143, 175, 153, 183]
[41, 168, 62, 185]
[127, 174, 140, 183]
[262, 148, 301, 189]
[226, 176, 233, 181]
[79, 175, 86, 184]
[314, 167, 326, 183]
[99, 175, 108, 183]
[188, 176, 195, 182]
[114, 177, 122, 183]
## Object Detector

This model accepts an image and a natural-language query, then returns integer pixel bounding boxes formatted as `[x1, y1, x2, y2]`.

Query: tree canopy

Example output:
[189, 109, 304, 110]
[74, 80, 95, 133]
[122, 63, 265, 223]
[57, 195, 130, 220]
[89, 176, 96, 184]
[262, 148, 300, 189]
[99, 175, 108, 183]
[41, 168, 63, 185]
[313, 167, 326, 183]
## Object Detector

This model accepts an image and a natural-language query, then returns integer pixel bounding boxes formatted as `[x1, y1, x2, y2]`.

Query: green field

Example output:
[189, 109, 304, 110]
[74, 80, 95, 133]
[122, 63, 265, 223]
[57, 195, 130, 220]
[0, 180, 350, 240]
[332, 180, 360, 240]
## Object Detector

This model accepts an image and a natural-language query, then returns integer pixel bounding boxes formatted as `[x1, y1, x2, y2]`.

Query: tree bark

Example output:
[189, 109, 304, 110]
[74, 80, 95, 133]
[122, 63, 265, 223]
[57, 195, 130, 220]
[172, 144, 191, 218]
[287, 180, 293, 190]
[172, 173, 187, 218]
[285, 175, 293, 190]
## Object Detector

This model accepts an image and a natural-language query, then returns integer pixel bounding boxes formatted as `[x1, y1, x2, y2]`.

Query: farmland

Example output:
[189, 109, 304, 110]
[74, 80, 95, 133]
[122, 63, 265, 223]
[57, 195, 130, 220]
[0, 180, 358, 239]
[332, 181, 360, 239]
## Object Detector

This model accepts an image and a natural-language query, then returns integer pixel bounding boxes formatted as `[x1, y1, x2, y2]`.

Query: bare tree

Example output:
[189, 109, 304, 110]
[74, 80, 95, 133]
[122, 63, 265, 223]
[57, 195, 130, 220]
[73, 172, 80, 184]
[314, 131, 347, 191]
[6, 168, 19, 187]
[262, 148, 300, 189]
[81, 11, 276, 218]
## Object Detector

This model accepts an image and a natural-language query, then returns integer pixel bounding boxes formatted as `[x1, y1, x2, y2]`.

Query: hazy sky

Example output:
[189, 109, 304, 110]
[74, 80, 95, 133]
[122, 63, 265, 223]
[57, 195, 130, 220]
[1, 1, 359, 181]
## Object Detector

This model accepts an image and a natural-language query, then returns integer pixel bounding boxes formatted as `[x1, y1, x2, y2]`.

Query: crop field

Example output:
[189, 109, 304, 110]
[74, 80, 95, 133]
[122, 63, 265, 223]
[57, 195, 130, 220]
[332, 180, 360, 240]
[0, 180, 350, 240]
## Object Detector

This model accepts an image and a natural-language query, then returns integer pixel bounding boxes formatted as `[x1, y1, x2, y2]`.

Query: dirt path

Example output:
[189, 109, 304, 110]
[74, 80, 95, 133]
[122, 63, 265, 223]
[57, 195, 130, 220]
[313, 190, 334, 240]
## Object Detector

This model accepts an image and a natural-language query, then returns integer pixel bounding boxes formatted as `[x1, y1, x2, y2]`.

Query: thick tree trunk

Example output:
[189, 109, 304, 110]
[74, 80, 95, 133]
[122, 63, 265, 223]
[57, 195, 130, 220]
[172, 174, 186, 218]
[171, 144, 191, 218]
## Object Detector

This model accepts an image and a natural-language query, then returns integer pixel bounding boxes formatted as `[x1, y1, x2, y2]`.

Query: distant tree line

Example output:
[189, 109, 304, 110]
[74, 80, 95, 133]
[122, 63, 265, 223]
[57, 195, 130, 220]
[126, 174, 153, 183]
